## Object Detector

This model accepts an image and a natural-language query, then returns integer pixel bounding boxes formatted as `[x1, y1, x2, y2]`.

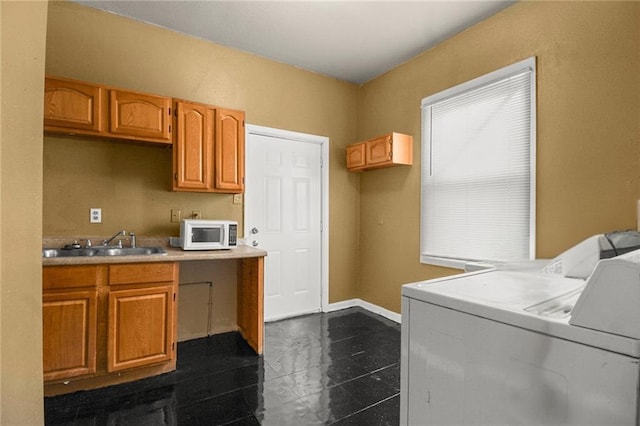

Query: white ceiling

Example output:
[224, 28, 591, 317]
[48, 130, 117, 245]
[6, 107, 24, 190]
[74, 0, 515, 84]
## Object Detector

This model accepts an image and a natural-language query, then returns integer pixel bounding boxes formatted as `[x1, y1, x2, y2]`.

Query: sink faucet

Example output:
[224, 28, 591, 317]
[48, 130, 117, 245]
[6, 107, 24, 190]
[102, 230, 126, 246]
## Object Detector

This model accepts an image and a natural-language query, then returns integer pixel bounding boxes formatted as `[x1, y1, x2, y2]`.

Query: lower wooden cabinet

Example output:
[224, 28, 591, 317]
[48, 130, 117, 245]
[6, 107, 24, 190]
[43, 256, 264, 396]
[108, 285, 175, 372]
[43, 262, 178, 396]
[43, 290, 97, 381]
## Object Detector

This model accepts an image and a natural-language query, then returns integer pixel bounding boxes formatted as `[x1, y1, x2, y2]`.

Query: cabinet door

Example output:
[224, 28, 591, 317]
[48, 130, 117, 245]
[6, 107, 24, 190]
[214, 108, 245, 193]
[44, 77, 103, 133]
[109, 90, 172, 143]
[346, 142, 366, 171]
[43, 290, 98, 381]
[173, 101, 213, 191]
[366, 134, 392, 166]
[107, 285, 175, 372]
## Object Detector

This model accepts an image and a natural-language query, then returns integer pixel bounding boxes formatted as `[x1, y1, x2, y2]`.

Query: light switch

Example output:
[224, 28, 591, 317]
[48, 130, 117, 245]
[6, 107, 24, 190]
[171, 209, 181, 223]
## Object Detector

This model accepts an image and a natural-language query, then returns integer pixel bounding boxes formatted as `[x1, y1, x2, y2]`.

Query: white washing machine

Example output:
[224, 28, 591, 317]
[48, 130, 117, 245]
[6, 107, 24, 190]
[400, 239, 640, 425]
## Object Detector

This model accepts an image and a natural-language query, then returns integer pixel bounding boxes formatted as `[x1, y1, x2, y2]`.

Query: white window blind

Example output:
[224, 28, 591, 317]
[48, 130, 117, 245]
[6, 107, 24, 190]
[421, 58, 536, 267]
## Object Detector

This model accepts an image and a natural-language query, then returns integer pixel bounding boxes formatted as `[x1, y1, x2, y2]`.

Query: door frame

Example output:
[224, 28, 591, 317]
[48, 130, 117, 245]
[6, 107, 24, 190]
[245, 124, 330, 314]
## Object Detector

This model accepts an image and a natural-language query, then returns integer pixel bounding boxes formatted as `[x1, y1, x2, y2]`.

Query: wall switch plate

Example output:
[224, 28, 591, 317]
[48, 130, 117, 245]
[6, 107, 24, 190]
[171, 209, 181, 223]
[233, 194, 242, 204]
[90, 208, 102, 223]
[192, 210, 201, 219]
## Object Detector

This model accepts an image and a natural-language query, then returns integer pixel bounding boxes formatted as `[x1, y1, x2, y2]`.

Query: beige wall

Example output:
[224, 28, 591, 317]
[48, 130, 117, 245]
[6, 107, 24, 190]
[2, 0, 639, 420]
[44, 1, 361, 303]
[357, 1, 640, 313]
[0, 1, 48, 424]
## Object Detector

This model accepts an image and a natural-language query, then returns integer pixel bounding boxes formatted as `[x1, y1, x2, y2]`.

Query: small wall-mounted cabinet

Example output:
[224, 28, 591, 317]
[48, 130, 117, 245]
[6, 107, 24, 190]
[346, 132, 413, 172]
[173, 100, 245, 194]
[44, 75, 172, 145]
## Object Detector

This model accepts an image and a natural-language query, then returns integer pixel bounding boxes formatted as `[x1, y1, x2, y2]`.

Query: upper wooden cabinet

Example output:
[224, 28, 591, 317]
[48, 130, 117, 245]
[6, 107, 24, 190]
[173, 101, 213, 191]
[346, 142, 366, 170]
[44, 78, 103, 133]
[173, 100, 245, 193]
[109, 90, 172, 142]
[215, 108, 245, 193]
[346, 132, 413, 172]
[44, 75, 172, 145]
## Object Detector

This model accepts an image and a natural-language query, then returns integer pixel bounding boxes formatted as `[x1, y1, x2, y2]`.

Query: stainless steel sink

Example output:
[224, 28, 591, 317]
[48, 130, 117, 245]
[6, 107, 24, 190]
[42, 246, 167, 258]
[100, 247, 167, 256]
[42, 248, 101, 258]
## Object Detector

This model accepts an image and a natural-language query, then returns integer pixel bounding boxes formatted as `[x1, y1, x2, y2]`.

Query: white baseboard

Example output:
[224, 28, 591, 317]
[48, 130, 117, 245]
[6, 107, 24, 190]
[325, 298, 401, 324]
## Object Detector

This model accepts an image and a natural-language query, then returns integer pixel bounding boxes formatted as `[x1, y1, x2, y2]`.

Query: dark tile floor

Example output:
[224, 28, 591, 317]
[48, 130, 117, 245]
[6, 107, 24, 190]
[45, 307, 401, 425]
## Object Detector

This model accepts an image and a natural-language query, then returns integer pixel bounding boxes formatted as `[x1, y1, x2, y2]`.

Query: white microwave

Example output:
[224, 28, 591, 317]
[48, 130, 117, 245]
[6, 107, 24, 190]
[180, 219, 238, 250]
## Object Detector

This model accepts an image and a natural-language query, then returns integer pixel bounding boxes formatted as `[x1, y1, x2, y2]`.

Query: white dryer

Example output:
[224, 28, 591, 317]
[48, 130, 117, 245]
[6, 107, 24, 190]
[401, 242, 640, 425]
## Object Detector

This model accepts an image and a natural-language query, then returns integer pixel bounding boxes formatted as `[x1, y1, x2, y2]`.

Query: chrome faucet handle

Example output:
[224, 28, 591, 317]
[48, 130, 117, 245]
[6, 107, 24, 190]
[129, 232, 136, 248]
[102, 229, 126, 246]
[83, 239, 92, 248]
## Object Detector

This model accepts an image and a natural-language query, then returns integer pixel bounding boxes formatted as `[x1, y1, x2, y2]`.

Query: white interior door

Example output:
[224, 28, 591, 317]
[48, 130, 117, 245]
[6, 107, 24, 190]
[245, 127, 325, 321]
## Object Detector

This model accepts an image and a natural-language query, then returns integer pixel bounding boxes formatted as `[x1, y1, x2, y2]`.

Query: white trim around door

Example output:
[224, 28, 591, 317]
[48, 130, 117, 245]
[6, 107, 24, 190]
[245, 124, 330, 315]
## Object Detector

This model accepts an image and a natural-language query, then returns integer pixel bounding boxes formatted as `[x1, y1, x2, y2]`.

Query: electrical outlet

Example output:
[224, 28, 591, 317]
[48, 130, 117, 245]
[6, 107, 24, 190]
[192, 210, 201, 219]
[90, 208, 102, 223]
[233, 194, 243, 204]
[171, 209, 181, 223]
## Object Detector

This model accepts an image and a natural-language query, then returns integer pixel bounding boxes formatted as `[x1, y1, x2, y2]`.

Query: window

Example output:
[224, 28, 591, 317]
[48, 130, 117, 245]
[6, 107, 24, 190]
[420, 57, 536, 268]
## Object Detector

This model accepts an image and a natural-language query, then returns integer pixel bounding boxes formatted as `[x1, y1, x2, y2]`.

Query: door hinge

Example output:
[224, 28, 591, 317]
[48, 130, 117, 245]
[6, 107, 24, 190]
[174, 172, 178, 181]
[172, 342, 175, 351]
[168, 107, 171, 116]
[173, 292, 176, 302]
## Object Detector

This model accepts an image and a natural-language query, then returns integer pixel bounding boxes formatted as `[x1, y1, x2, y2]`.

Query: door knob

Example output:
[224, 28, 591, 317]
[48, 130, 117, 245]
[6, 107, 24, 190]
[251, 227, 259, 234]
[252, 240, 259, 247]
